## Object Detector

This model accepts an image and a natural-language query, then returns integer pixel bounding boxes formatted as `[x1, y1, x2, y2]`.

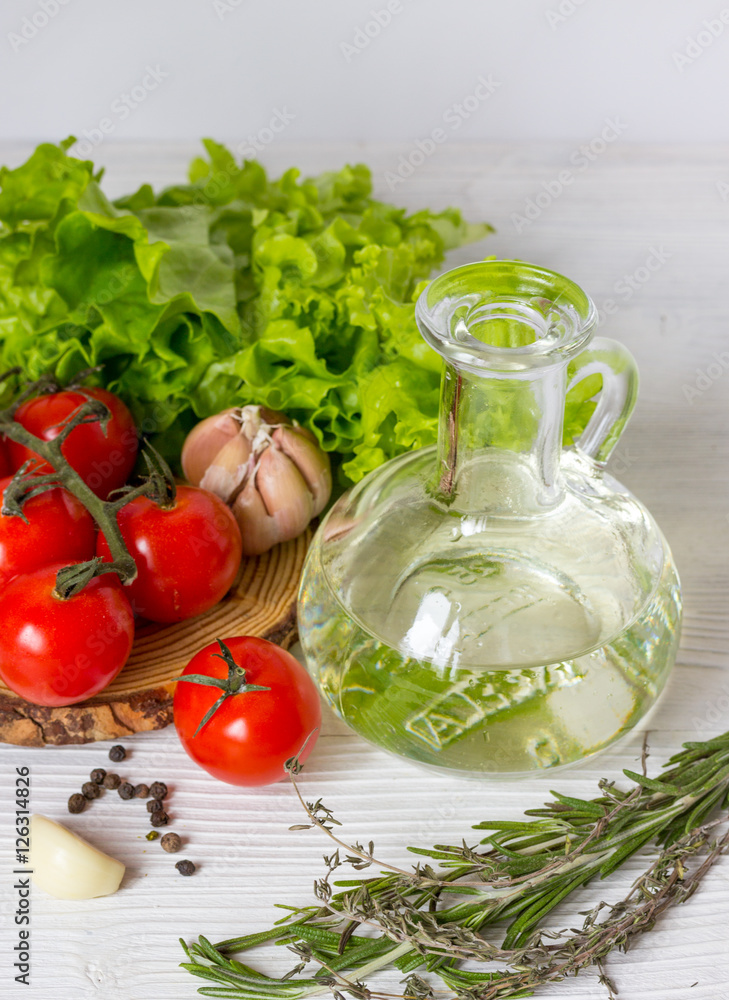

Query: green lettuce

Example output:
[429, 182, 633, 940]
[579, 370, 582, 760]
[0, 139, 597, 483]
[0, 139, 496, 481]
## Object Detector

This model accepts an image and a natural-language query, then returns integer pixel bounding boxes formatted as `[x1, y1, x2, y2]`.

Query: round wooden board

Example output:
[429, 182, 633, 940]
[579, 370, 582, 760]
[0, 528, 312, 747]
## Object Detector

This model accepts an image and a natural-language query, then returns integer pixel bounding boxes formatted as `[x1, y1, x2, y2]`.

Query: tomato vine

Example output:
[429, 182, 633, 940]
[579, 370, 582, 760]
[0, 368, 172, 599]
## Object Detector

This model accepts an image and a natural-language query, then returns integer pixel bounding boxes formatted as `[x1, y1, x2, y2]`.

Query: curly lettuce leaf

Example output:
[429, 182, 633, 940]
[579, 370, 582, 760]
[0, 139, 497, 478]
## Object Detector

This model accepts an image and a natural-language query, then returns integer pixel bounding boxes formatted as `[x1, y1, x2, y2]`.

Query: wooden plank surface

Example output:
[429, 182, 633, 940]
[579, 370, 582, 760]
[1, 140, 728, 1000]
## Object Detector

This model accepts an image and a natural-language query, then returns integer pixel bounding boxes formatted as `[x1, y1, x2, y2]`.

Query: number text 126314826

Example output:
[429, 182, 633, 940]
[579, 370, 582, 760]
[13, 767, 31, 986]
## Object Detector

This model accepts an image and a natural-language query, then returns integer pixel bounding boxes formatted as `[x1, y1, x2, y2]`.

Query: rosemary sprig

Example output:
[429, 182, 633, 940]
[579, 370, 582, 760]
[181, 730, 729, 999]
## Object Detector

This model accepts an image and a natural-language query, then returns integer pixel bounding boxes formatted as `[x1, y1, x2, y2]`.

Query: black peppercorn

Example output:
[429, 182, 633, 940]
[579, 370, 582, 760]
[90, 768, 106, 784]
[150, 810, 169, 827]
[134, 783, 149, 799]
[146, 799, 163, 814]
[175, 859, 195, 876]
[68, 793, 86, 814]
[82, 781, 101, 800]
[118, 781, 135, 800]
[102, 772, 121, 790]
[161, 832, 182, 853]
[149, 781, 167, 800]
[108, 745, 126, 763]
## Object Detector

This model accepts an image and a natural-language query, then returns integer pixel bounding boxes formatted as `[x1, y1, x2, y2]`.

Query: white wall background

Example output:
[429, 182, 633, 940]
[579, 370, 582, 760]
[1, 0, 728, 146]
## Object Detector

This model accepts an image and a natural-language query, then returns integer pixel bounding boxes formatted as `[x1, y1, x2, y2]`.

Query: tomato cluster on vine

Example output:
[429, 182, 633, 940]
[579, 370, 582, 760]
[0, 385, 242, 708]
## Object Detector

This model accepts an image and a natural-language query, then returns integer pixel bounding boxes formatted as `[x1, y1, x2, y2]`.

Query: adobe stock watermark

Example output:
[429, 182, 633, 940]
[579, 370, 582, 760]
[28, 260, 136, 366]
[10, 767, 32, 986]
[340, 1, 403, 62]
[8, 0, 71, 53]
[672, 10, 729, 71]
[512, 117, 627, 233]
[384, 75, 501, 190]
[166, 113, 297, 233]
[545, 0, 591, 30]
[596, 245, 672, 324]
[607, 445, 636, 477]
[410, 792, 466, 849]
[692, 680, 729, 735]
[71, 264, 138, 328]
[682, 350, 729, 404]
[70, 66, 169, 158]
[212, 0, 244, 19]
[237, 107, 296, 159]
[717, 177, 729, 201]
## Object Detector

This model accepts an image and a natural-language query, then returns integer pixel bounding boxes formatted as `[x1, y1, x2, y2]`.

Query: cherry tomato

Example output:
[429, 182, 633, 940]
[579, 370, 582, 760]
[0, 563, 135, 707]
[96, 486, 242, 623]
[0, 439, 10, 479]
[173, 636, 321, 786]
[8, 387, 138, 500]
[0, 476, 97, 589]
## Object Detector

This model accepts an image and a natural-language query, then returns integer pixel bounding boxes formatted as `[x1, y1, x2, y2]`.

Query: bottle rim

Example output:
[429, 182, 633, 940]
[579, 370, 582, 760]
[415, 260, 598, 373]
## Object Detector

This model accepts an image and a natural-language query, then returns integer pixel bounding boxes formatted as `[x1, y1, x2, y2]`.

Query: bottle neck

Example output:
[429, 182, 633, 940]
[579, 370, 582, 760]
[435, 361, 567, 515]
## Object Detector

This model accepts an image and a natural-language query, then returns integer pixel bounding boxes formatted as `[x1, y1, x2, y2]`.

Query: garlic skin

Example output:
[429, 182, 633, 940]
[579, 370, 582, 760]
[29, 814, 125, 900]
[234, 445, 314, 556]
[181, 408, 239, 486]
[273, 426, 331, 512]
[200, 433, 252, 503]
[181, 405, 332, 556]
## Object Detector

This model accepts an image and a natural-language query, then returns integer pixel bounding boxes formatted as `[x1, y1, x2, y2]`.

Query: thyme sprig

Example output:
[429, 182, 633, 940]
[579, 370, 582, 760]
[181, 730, 729, 999]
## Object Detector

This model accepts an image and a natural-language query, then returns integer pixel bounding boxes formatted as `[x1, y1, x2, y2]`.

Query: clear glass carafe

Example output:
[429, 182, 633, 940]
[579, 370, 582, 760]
[297, 261, 682, 777]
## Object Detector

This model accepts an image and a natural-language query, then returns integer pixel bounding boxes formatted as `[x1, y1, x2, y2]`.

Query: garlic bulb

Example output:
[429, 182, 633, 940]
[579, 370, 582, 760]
[181, 405, 332, 556]
[181, 408, 241, 488]
[29, 814, 125, 900]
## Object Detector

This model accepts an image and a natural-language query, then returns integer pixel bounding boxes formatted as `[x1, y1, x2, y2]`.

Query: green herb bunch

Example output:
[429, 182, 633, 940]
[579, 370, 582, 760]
[181, 731, 729, 999]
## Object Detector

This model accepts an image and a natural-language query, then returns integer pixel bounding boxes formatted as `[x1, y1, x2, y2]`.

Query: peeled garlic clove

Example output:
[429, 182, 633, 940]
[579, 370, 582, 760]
[273, 426, 332, 516]
[232, 480, 285, 556]
[200, 433, 253, 503]
[29, 814, 125, 900]
[257, 447, 314, 539]
[181, 408, 240, 486]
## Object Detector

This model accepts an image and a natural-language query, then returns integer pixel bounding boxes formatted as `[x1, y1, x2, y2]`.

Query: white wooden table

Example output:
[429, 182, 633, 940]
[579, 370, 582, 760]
[1, 141, 728, 1000]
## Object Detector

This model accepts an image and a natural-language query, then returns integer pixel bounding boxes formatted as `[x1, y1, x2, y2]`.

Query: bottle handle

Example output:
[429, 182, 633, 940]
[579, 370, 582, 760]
[566, 337, 639, 464]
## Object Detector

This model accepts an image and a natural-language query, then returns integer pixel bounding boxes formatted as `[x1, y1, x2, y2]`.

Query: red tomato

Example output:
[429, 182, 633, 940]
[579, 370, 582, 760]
[0, 439, 10, 479]
[173, 636, 321, 786]
[96, 486, 242, 623]
[0, 563, 135, 707]
[8, 388, 138, 500]
[0, 476, 97, 589]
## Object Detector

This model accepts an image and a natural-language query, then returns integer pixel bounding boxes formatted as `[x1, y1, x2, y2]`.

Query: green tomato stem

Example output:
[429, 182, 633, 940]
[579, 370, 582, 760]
[175, 638, 271, 737]
[0, 374, 174, 598]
